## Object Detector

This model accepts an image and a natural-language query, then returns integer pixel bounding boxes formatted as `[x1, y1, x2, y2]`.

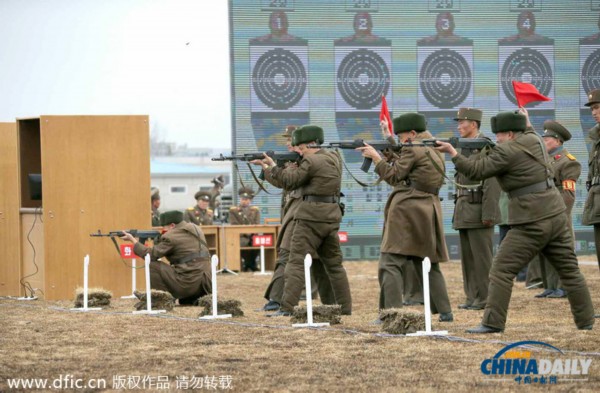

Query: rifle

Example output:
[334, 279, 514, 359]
[212, 151, 301, 167]
[90, 229, 162, 255]
[325, 137, 495, 172]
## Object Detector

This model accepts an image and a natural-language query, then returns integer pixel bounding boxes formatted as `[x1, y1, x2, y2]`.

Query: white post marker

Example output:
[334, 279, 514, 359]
[200, 255, 232, 319]
[254, 245, 272, 276]
[133, 254, 166, 315]
[293, 254, 329, 328]
[71, 254, 101, 312]
[121, 258, 137, 299]
[407, 257, 448, 336]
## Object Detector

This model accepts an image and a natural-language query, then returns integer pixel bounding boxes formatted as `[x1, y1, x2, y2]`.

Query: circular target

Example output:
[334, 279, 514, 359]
[582, 48, 600, 94]
[419, 49, 472, 109]
[337, 49, 390, 110]
[501, 47, 553, 107]
[252, 48, 307, 110]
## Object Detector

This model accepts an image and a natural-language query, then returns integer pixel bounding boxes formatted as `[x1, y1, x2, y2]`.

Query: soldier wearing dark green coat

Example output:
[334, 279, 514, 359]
[582, 89, 600, 271]
[452, 108, 500, 310]
[436, 110, 595, 333]
[359, 113, 453, 322]
[257, 126, 334, 311]
[260, 125, 352, 316]
[533, 121, 581, 298]
[122, 210, 212, 305]
[184, 191, 214, 225]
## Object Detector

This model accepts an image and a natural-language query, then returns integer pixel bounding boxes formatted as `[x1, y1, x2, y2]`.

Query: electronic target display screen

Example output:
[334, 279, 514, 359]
[229, 0, 600, 259]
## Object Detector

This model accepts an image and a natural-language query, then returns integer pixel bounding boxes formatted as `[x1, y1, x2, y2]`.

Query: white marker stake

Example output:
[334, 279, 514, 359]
[133, 254, 166, 314]
[254, 245, 272, 276]
[71, 254, 101, 312]
[200, 255, 232, 319]
[407, 257, 448, 336]
[121, 258, 137, 299]
[293, 254, 329, 328]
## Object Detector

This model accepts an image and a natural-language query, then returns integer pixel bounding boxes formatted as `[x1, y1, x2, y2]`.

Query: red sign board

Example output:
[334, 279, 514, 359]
[120, 244, 135, 258]
[252, 234, 274, 247]
[338, 231, 348, 243]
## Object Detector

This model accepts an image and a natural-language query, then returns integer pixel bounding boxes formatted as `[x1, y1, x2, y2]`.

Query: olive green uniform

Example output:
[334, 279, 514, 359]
[266, 149, 352, 314]
[452, 129, 594, 330]
[453, 132, 501, 309]
[262, 188, 335, 305]
[374, 131, 452, 314]
[151, 207, 161, 227]
[133, 221, 211, 302]
[538, 147, 581, 290]
[583, 124, 600, 270]
[229, 204, 261, 271]
[184, 205, 214, 226]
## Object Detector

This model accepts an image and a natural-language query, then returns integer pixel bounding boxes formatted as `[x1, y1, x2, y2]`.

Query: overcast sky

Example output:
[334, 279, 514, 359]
[0, 0, 231, 149]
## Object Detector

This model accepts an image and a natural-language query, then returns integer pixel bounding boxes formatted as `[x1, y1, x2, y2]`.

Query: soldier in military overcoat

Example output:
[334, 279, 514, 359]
[122, 210, 211, 305]
[436, 110, 595, 333]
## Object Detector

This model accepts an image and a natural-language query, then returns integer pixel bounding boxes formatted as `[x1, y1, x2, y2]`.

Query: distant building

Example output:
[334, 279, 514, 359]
[150, 160, 231, 212]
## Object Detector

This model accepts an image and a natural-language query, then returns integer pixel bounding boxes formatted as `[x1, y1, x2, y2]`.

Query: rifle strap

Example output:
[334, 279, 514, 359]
[338, 150, 382, 188]
[246, 163, 281, 196]
[110, 236, 121, 255]
[192, 225, 211, 258]
[425, 148, 482, 190]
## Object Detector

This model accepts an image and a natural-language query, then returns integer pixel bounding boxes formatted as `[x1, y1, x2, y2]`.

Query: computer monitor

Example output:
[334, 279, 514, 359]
[28, 174, 42, 201]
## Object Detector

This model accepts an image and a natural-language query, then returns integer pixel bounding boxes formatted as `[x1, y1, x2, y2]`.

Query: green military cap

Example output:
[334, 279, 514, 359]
[292, 125, 324, 146]
[160, 210, 183, 226]
[542, 120, 571, 142]
[454, 107, 482, 122]
[194, 191, 211, 201]
[238, 187, 255, 199]
[490, 116, 497, 133]
[393, 113, 427, 134]
[585, 89, 600, 107]
[282, 125, 297, 138]
[151, 187, 160, 201]
[494, 111, 527, 133]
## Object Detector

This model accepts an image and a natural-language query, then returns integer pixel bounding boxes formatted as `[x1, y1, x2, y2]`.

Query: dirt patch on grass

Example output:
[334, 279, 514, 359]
[1, 260, 599, 391]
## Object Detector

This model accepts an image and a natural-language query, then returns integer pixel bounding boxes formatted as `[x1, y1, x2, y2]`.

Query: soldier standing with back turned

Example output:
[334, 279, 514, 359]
[452, 108, 500, 311]
[258, 125, 352, 316]
[359, 113, 453, 323]
[436, 109, 595, 333]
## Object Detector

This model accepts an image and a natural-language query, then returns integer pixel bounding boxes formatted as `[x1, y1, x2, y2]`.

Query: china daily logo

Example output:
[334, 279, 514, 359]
[480, 341, 593, 385]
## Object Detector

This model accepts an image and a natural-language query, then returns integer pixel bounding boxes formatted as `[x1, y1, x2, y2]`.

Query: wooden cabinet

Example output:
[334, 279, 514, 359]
[17, 116, 150, 300]
[0, 123, 21, 296]
[199, 225, 220, 258]
[219, 224, 279, 271]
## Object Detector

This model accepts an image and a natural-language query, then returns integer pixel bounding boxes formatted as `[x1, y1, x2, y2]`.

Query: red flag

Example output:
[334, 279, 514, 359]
[380, 95, 393, 136]
[512, 81, 552, 107]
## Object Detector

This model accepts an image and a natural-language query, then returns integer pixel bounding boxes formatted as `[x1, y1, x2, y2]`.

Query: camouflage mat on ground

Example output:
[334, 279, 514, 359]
[73, 288, 112, 308]
[379, 308, 425, 335]
[133, 289, 175, 311]
[291, 304, 342, 325]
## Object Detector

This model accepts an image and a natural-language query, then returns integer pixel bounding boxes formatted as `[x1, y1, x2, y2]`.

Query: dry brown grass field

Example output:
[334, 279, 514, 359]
[1, 260, 600, 392]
